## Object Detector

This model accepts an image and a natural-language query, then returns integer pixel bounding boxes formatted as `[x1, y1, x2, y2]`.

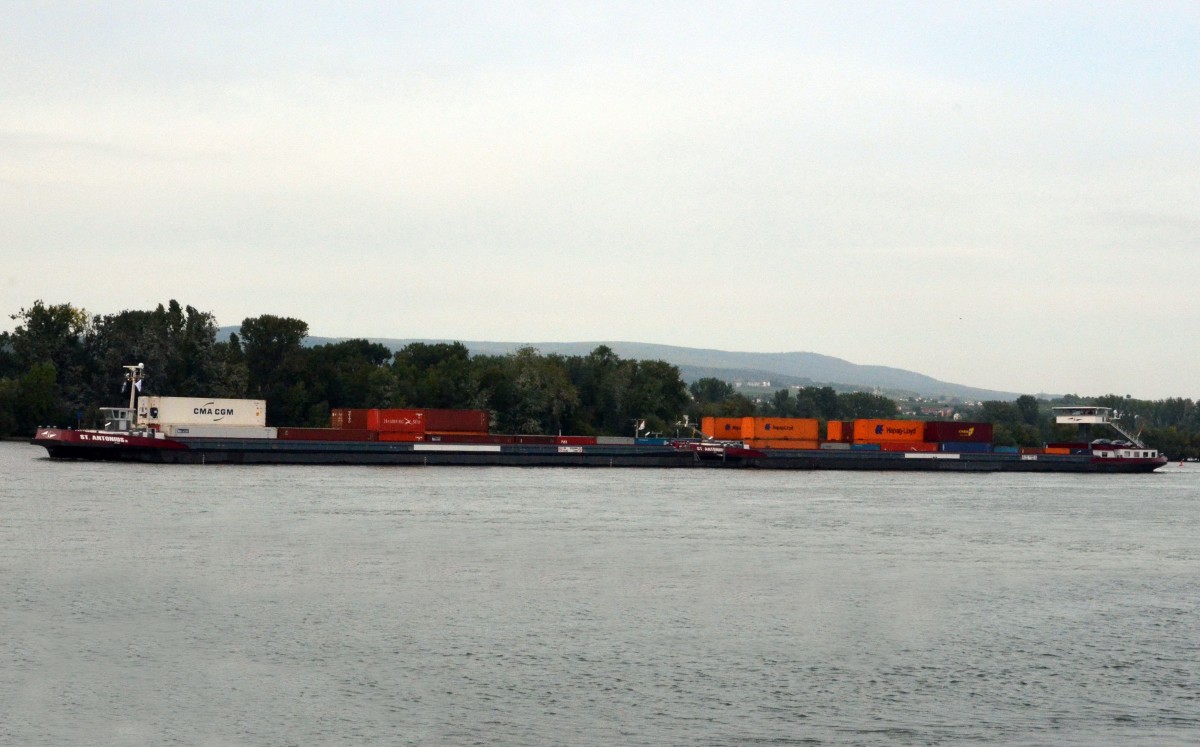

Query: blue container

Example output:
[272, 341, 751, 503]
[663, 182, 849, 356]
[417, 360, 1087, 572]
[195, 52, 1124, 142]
[635, 437, 670, 446]
[993, 446, 1019, 454]
[940, 442, 992, 453]
[850, 443, 882, 451]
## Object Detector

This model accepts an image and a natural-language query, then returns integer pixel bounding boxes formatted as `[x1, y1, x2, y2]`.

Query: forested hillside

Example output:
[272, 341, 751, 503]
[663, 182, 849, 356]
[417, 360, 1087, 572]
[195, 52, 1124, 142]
[4, 300, 1198, 458]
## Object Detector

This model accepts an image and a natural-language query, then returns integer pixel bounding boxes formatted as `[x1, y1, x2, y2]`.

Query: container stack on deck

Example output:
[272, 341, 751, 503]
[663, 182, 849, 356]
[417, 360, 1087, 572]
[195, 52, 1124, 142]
[137, 396, 276, 438]
[701, 415, 1000, 453]
[298, 408, 603, 446]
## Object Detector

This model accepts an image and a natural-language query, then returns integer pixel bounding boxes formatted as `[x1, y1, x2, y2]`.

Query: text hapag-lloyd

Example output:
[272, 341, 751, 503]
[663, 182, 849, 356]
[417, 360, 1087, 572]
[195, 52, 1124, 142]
[874, 424, 921, 437]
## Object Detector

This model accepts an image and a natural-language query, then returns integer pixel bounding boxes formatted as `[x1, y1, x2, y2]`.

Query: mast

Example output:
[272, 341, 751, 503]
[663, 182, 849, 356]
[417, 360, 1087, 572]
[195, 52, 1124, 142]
[123, 363, 145, 410]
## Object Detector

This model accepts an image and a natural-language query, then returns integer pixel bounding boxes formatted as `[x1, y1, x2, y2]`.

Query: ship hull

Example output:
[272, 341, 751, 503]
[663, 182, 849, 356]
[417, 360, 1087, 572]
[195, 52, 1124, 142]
[31, 429, 1168, 473]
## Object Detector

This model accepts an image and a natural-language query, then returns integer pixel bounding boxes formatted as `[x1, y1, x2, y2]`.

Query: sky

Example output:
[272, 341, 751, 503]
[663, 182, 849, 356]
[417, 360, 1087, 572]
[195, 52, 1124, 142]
[3, 2, 1198, 399]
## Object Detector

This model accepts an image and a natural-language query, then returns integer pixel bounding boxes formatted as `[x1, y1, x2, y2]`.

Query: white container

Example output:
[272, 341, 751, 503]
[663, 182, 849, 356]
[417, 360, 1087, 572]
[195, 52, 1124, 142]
[596, 436, 636, 445]
[162, 424, 277, 439]
[138, 396, 267, 427]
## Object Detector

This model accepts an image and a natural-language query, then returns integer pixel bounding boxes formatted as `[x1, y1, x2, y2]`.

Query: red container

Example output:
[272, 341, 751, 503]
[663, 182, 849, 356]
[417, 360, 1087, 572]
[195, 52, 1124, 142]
[1019, 447, 1045, 455]
[278, 427, 378, 442]
[378, 431, 425, 442]
[509, 435, 558, 445]
[556, 436, 597, 446]
[330, 408, 370, 430]
[424, 432, 511, 444]
[368, 409, 426, 433]
[422, 409, 490, 434]
[924, 421, 993, 443]
[880, 441, 938, 452]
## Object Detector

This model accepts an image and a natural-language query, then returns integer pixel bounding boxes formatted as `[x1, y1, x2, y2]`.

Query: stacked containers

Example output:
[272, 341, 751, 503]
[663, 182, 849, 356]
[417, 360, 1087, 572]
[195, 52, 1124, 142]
[924, 421, 993, 453]
[422, 409, 490, 435]
[924, 422, 993, 444]
[825, 420, 852, 443]
[743, 418, 819, 450]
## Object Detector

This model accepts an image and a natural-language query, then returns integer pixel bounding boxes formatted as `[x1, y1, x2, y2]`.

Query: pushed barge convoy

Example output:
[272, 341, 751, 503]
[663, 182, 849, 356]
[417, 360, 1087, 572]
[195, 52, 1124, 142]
[31, 369, 1167, 473]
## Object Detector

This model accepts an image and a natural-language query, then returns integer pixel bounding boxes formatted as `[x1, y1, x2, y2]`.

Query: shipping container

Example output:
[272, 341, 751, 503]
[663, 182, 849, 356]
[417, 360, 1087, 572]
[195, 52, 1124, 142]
[1043, 447, 1071, 455]
[509, 435, 559, 445]
[138, 396, 266, 427]
[879, 441, 938, 452]
[745, 439, 820, 450]
[850, 443, 882, 450]
[826, 421, 844, 442]
[939, 442, 992, 453]
[162, 424, 276, 439]
[277, 427, 378, 441]
[330, 408, 371, 430]
[422, 409, 490, 434]
[597, 436, 636, 445]
[554, 436, 597, 445]
[923, 421, 993, 443]
[742, 418, 819, 441]
[425, 432, 497, 444]
[993, 446, 1020, 453]
[1019, 447, 1045, 455]
[378, 431, 425, 442]
[702, 417, 746, 439]
[852, 419, 925, 443]
[820, 442, 852, 450]
[367, 409, 426, 433]
[635, 437, 671, 446]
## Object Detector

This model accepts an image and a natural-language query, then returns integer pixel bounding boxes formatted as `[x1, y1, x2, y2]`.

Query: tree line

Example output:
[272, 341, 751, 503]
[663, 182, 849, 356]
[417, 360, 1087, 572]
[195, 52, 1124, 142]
[3, 300, 1197, 457]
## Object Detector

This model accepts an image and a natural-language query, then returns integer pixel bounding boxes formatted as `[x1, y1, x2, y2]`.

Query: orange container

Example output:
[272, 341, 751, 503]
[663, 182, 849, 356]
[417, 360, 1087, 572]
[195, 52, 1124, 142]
[879, 441, 938, 452]
[703, 417, 746, 439]
[743, 418, 819, 441]
[367, 409, 426, 433]
[1044, 447, 1071, 455]
[745, 439, 820, 450]
[826, 420, 844, 442]
[852, 419, 925, 443]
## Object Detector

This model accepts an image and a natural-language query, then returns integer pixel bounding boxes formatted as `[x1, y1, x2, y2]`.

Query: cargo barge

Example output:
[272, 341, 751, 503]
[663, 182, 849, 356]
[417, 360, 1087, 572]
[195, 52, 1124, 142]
[30, 366, 1167, 473]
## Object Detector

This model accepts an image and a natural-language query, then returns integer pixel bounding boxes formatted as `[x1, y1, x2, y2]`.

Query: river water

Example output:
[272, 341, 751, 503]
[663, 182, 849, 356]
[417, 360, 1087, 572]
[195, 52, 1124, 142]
[2, 442, 1198, 746]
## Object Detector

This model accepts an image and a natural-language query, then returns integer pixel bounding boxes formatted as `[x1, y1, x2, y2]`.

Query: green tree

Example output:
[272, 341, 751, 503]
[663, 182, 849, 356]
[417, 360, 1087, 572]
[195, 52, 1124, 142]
[689, 377, 735, 404]
[238, 315, 310, 424]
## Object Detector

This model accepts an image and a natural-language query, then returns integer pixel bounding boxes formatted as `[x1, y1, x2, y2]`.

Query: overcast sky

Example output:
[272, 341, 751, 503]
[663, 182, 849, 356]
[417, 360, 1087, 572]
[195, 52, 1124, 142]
[3, 2, 1197, 398]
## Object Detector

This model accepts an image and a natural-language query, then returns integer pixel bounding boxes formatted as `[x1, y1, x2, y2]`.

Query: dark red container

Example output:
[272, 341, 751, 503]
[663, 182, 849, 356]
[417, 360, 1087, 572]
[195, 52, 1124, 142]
[424, 432, 510, 444]
[422, 409, 490, 434]
[923, 421, 993, 443]
[278, 427, 378, 441]
[330, 409, 370, 430]
[556, 436, 597, 445]
[510, 434, 558, 445]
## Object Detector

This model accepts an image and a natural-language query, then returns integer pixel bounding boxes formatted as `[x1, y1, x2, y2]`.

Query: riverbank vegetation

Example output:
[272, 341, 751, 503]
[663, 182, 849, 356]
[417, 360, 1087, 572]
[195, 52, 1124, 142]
[3, 300, 1197, 458]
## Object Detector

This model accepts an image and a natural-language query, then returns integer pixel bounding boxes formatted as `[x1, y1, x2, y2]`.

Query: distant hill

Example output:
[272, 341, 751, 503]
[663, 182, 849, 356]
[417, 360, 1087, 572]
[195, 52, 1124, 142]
[216, 329, 1020, 401]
